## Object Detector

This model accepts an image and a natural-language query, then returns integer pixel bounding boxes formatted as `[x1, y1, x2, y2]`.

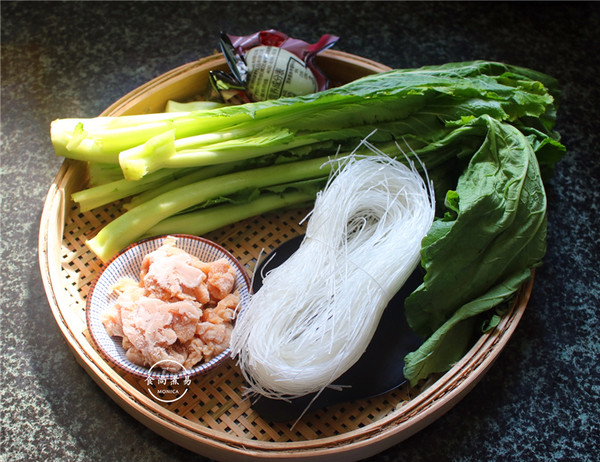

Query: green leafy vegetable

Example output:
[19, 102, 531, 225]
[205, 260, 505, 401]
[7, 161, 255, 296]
[403, 115, 552, 384]
[52, 60, 559, 179]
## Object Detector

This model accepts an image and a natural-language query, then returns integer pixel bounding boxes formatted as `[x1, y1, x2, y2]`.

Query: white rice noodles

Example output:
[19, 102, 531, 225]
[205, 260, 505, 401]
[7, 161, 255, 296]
[230, 140, 436, 400]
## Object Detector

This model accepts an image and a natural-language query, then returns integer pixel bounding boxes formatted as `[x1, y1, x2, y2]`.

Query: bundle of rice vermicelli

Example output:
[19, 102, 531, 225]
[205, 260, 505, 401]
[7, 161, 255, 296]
[230, 142, 435, 400]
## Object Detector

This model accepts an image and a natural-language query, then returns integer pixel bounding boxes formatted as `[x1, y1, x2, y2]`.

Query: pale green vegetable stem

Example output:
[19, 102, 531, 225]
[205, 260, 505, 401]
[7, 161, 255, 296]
[87, 156, 333, 261]
[143, 190, 316, 238]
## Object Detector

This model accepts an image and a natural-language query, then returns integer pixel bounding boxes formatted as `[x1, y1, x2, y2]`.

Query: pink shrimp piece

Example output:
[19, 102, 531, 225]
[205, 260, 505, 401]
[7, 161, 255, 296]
[202, 293, 239, 324]
[195, 322, 232, 360]
[140, 236, 208, 304]
[206, 258, 236, 301]
[117, 295, 201, 370]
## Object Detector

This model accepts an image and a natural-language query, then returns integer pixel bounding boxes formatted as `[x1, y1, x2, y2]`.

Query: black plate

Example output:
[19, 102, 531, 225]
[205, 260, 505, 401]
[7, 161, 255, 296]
[250, 235, 424, 422]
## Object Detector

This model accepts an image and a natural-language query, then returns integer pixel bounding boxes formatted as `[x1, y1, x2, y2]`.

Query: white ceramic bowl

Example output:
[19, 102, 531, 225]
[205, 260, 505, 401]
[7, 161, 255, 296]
[86, 234, 251, 380]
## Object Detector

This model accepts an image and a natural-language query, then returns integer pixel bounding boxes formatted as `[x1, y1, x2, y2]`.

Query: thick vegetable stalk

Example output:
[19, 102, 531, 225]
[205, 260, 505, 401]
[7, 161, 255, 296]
[51, 112, 193, 162]
[142, 183, 322, 238]
[72, 167, 189, 212]
[118, 123, 419, 180]
[87, 156, 332, 261]
[118, 127, 302, 180]
[122, 161, 245, 210]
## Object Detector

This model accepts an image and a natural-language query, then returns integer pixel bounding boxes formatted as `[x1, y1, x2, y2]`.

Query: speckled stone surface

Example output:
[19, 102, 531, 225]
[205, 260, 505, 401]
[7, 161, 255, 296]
[1, 2, 598, 461]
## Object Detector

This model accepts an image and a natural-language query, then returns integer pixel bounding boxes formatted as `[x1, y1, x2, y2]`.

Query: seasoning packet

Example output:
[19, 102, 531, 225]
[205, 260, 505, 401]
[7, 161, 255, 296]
[208, 30, 339, 104]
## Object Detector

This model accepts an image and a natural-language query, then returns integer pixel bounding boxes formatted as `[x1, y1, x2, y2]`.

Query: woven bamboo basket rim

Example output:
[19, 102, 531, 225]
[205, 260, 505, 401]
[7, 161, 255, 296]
[38, 50, 533, 461]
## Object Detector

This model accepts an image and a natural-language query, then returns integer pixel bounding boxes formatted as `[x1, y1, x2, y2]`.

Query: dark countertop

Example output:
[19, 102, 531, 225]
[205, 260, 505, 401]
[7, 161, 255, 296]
[1, 2, 598, 461]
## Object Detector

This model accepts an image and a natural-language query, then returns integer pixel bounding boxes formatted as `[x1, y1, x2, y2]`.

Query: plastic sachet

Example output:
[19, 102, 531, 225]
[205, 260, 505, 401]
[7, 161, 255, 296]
[208, 30, 339, 104]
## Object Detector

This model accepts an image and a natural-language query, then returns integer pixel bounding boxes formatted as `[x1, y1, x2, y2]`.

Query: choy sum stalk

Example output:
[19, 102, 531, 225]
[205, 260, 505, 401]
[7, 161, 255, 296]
[87, 156, 332, 261]
[51, 61, 559, 172]
[143, 186, 321, 238]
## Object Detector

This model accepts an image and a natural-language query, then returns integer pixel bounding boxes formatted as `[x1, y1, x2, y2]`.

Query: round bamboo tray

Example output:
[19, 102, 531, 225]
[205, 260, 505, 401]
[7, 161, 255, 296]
[38, 50, 534, 461]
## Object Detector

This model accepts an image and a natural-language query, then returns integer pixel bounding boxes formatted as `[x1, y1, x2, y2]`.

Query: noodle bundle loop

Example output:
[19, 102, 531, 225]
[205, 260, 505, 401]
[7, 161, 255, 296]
[231, 144, 435, 400]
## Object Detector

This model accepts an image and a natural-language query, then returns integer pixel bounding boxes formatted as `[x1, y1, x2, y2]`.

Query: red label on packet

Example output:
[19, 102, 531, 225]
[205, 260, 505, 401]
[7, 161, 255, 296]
[208, 30, 339, 104]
